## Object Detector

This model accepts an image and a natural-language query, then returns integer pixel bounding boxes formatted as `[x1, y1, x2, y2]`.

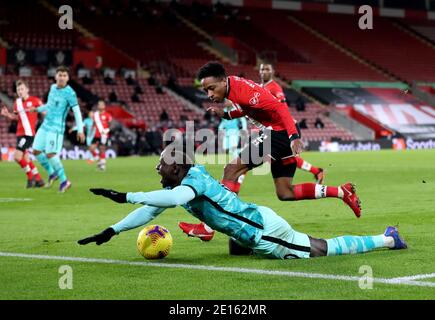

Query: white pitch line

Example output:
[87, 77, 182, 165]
[1, 252, 435, 288]
[390, 273, 435, 281]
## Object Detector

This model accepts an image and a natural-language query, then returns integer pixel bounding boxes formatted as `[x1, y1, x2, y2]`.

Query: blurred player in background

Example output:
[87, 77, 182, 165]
[84, 110, 96, 158]
[218, 103, 248, 159]
[0, 80, 45, 188]
[259, 63, 325, 184]
[31, 66, 85, 193]
[179, 62, 361, 241]
[89, 100, 112, 171]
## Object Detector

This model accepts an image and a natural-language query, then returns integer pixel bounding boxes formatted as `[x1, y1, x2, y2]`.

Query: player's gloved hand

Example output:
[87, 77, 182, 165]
[89, 188, 127, 203]
[77, 227, 116, 245]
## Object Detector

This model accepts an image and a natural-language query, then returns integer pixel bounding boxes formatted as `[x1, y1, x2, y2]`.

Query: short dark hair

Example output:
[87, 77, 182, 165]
[197, 61, 226, 80]
[56, 66, 70, 75]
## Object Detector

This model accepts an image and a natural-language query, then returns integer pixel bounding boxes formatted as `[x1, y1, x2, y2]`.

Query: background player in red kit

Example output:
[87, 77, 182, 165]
[259, 63, 325, 184]
[1, 80, 45, 188]
[89, 100, 112, 171]
[179, 62, 361, 242]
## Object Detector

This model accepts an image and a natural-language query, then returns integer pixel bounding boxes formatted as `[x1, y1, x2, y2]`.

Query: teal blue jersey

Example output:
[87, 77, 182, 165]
[180, 165, 264, 247]
[83, 117, 95, 138]
[218, 107, 248, 132]
[39, 84, 79, 134]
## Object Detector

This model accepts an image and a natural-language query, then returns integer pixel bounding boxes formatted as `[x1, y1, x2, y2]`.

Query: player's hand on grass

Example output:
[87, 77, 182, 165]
[77, 227, 116, 245]
[77, 132, 85, 144]
[89, 188, 127, 203]
[207, 106, 224, 118]
[290, 138, 304, 156]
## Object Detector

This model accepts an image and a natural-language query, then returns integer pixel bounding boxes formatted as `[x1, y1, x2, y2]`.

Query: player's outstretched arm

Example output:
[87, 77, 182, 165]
[90, 188, 127, 203]
[126, 185, 196, 208]
[77, 227, 116, 245]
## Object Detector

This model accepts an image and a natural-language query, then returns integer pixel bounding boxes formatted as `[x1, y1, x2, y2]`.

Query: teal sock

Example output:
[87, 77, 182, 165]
[36, 153, 55, 176]
[326, 235, 386, 256]
[48, 155, 67, 183]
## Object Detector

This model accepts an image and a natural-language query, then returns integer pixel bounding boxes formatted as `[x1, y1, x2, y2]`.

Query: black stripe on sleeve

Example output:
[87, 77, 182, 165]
[181, 184, 198, 197]
[261, 235, 311, 253]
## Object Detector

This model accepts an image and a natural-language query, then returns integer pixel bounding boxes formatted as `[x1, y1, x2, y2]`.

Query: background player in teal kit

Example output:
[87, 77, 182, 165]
[31, 66, 85, 192]
[218, 102, 247, 159]
[78, 146, 407, 259]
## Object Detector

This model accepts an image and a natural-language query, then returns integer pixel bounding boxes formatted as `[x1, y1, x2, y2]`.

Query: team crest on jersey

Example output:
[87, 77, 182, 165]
[26, 101, 32, 107]
[249, 92, 260, 105]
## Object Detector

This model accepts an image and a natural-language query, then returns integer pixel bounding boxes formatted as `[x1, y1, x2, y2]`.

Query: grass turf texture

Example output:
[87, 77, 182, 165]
[0, 150, 434, 299]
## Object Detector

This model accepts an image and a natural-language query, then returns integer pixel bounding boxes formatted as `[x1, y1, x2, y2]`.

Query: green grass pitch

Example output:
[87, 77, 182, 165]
[1, 150, 434, 299]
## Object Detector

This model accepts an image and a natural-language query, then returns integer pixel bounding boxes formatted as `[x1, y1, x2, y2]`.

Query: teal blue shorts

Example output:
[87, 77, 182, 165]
[253, 206, 311, 259]
[32, 128, 64, 154]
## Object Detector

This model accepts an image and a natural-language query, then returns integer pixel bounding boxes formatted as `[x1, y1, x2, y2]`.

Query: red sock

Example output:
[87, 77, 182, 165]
[295, 156, 321, 176]
[293, 183, 342, 200]
[17, 159, 33, 180]
[28, 161, 42, 181]
[221, 179, 241, 194]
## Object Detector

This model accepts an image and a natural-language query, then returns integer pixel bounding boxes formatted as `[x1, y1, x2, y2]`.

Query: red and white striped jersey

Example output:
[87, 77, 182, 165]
[93, 111, 113, 138]
[13, 96, 42, 136]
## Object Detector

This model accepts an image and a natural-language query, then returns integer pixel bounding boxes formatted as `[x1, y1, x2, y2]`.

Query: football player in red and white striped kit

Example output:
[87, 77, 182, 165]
[1, 80, 45, 188]
[259, 63, 325, 184]
[89, 100, 112, 171]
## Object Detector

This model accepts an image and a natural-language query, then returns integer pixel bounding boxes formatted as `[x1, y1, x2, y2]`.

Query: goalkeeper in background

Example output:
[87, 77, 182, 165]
[31, 66, 85, 192]
[218, 101, 248, 159]
[78, 146, 407, 260]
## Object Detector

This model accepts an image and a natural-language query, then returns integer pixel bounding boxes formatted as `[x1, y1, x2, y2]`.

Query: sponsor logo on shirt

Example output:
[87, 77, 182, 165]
[249, 92, 260, 105]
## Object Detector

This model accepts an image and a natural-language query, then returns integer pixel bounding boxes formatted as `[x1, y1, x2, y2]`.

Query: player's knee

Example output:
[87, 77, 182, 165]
[228, 238, 253, 256]
[14, 153, 22, 162]
[223, 163, 238, 180]
[276, 188, 295, 201]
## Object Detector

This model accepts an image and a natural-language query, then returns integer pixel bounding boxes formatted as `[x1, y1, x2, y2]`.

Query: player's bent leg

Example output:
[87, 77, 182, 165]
[308, 237, 328, 257]
[229, 238, 253, 256]
[47, 153, 70, 192]
[253, 206, 311, 259]
[25, 152, 44, 187]
[33, 129, 56, 181]
[272, 162, 361, 217]
[295, 156, 325, 184]
[222, 157, 251, 194]
[14, 149, 33, 187]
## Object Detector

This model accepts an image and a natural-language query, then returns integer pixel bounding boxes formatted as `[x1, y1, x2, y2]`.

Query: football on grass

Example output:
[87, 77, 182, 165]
[137, 225, 173, 260]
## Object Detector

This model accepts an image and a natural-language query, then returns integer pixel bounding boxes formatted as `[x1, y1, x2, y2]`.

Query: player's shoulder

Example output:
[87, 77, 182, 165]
[29, 96, 42, 104]
[64, 85, 77, 95]
[187, 164, 208, 178]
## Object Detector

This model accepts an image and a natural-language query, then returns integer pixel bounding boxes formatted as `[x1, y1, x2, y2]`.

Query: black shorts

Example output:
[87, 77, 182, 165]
[239, 130, 297, 179]
[16, 136, 34, 152]
[91, 137, 108, 146]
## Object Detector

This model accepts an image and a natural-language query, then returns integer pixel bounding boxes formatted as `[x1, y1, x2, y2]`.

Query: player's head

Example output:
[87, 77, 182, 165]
[197, 61, 227, 103]
[55, 66, 70, 87]
[88, 110, 94, 118]
[15, 80, 29, 99]
[259, 63, 274, 83]
[97, 100, 106, 111]
[156, 145, 194, 188]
